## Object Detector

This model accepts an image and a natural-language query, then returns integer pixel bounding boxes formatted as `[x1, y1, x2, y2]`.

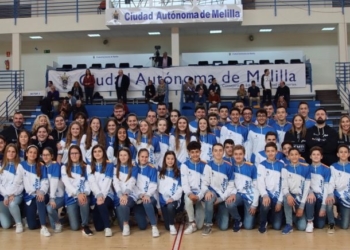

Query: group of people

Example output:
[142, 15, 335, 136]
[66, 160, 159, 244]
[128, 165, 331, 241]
[0, 98, 349, 238]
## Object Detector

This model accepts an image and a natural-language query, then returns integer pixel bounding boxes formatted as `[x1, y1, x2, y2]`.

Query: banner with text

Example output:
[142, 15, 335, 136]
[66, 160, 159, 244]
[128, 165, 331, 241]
[48, 64, 306, 93]
[106, 4, 243, 25]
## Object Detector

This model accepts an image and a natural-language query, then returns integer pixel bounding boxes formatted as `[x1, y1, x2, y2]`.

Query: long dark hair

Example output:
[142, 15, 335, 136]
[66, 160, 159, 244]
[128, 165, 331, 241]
[90, 144, 108, 174]
[159, 151, 180, 179]
[42, 147, 55, 165]
[174, 116, 191, 151]
[114, 126, 133, 158]
[25, 145, 42, 178]
[85, 117, 106, 150]
[116, 147, 133, 182]
[290, 114, 306, 138]
[195, 117, 211, 142]
[66, 145, 86, 178]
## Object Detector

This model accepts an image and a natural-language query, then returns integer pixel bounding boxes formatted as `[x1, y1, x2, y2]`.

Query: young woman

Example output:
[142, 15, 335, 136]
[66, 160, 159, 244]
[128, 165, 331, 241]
[61, 145, 93, 235]
[284, 114, 308, 160]
[87, 144, 114, 237]
[85, 117, 106, 164]
[57, 121, 86, 165]
[169, 116, 191, 164]
[156, 118, 170, 170]
[31, 114, 52, 136]
[133, 149, 160, 237]
[30, 126, 58, 160]
[104, 118, 118, 162]
[0, 144, 23, 232]
[17, 131, 30, 161]
[83, 69, 95, 105]
[71, 81, 84, 100]
[135, 120, 160, 166]
[113, 126, 137, 164]
[0, 135, 7, 166]
[43, 147, 64, 233]
[157, 151, 182, 235]
[169, 109, 181, 135]
[11, 145, 50, 236]
[113, 148, 138, 236]
[191, 118, 217, 162]
[75, 112, 88, 133]
[338, 115, 350, 148]
[126, 113, 139, 145]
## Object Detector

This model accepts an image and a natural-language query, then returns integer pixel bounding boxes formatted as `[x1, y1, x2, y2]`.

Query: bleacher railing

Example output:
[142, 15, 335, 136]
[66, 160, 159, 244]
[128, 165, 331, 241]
[0, 71, 24, 126]
[335, 62, 350, 111]
[0, 0, 347, 25]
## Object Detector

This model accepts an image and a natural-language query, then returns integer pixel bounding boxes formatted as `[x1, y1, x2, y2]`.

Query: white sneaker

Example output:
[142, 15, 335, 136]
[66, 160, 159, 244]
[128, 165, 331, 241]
[122, 224, 130, 236]
[169, 225, 177, 235]
[54, 223, 62, 233]
[152, 226, 160, 238]
[105, 228, 112, 237]
[40, 226, 51, 237]
[306, 222, 314, 233]
[16, 223, 23, 233]
[184, 223, 197, 235]
[22, 218, 28, 228]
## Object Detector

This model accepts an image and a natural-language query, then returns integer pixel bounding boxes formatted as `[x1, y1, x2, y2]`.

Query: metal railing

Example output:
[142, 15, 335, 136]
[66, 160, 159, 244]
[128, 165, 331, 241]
[335, 62, 350, 110]
[336, 76, 350, 111]
[0, 70, 25, 90]
[0, 0, 347, 25]
[305, 60, 313, 92]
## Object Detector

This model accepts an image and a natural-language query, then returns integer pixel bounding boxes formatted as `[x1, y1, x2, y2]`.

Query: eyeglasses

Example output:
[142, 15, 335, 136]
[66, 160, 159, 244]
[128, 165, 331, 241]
[70, 152, 80, 155]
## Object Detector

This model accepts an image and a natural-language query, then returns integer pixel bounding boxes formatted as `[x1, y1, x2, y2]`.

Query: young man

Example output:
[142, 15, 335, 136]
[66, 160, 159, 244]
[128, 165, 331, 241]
[241, 107, 255, 130]
[272, 106, 292, 143]
[250, 132, 283, 167]
[223, 139, 235, 164]
[220, 108, 248, 146]
[208, 112, 220, 141]
[233, 100, 245, 114]
[298, 102, 316, 129]
[218, 105, 230, 127]
[248, 80, 260, 107]
[257, 142, 284, 233]
[327, 144, 350, 231]
[231, 145, 259, 232]
[281, 148, 310, 234]
[146, 110, 158, 132]
[202, 143, 236, 235]
[245, 109, 277, 161]
[189, 106, 206, 133]
[261, 69, 272, 103]
[263, 102, 276, 126]
[156, 103, 171, 133]
[181, 141, 210, 234]
[305, 146, 332, 233]
[50, 115, 68, 143]
[110, 103, 127, 128]
[208, 104, 219, 116]
[280, 141, 307, 166]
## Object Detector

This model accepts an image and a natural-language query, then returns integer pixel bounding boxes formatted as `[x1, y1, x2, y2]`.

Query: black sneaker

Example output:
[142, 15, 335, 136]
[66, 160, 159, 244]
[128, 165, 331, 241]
[327, 223, 335, 234]
[233, 220, 242, 232]
[258, 222, 267, 233]
[82, 226, 93, 236]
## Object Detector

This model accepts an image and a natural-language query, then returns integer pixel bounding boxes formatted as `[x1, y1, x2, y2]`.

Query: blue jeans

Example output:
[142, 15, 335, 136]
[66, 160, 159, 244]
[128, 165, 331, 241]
[25, 196, 49, 230]
[259, 197, 283, 230]
[328, 197, 350, 229]
[230, 193, 255, 230]
[115, 196, 136, 230]
[0, 195, 23, 229]
[92, 196, 114, 231]
[305, 196, 330, 229]
[161, 201, 179, 230]
[46, 196, 65, 229]
[283, 196, 307, 231]
[133, 197, 157, 230]
[66, 197, 90, 231]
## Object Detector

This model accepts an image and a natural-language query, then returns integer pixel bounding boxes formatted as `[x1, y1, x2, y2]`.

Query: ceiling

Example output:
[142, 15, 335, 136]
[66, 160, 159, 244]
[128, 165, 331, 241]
[0, 23, 337, 42]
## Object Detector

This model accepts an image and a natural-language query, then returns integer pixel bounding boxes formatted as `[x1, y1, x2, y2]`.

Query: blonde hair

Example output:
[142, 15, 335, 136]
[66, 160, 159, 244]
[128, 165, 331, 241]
[339, 115, 350, 139]
[32, 114, 52, 134]
[0, 144, 20, 173]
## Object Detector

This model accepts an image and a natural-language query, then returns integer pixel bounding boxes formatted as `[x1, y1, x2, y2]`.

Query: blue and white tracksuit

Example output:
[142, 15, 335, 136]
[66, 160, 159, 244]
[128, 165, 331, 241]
[58, 136, 87, 165]
[113, 165, 138, 206]
[157, 169, 182, 207]
[127, 130, 138, 146]
[191, 133, 217, 162]
[169, 134, 190, 164]
[272, 122, 292, 145]
[189, 120, 198, 133]
[251, 150, 284, 167]
[220, 123, 248, 146]
[155, 133, 170, 170]
[135, 136, 161, 166]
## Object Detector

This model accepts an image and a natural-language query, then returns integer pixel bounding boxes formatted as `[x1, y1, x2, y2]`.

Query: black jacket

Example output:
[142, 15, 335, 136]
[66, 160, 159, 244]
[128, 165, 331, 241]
[72, 105, 88, 119]
[284, 130, 307, 160]
[0, 125, 23, 144]
[274, 86, 290, 106]
[30, 139, 58, 160]
[50, 126, 68, 143]
[195, 84, 208, 97]
[305, 125, 338, 165]
[115, 75, 130, 91]
[71, 86, 84, 100]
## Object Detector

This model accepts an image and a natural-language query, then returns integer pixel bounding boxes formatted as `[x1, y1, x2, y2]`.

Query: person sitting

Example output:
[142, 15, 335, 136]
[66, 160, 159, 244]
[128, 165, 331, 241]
[40, 97, 53, 119]
[195, 89, 207, 108]
[47, 85, 60, 111]
[152, 79, 167, 104]
[274, 81, 290, 108]
[58, 97, 71, 119]
[71, 100, 88, 119]
[67, 91, 77, 106]
[237, 84, 249, 106]
[208, 78, 221, 97]
[276, 96, 288, 109]
[248, 80, 260, 107]
[208, 90, 220, 105]
[71, 81, 84, 100]
[183, 77, 196, 103]
[46, 81, 53, 93]
[145, 79, 156, 107]
[195, 79, 208, 97]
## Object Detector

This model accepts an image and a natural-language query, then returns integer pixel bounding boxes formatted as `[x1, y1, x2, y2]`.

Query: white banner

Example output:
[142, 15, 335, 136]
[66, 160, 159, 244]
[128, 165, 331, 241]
[106, 4, 243, 25]
[48, 64, 306, 93]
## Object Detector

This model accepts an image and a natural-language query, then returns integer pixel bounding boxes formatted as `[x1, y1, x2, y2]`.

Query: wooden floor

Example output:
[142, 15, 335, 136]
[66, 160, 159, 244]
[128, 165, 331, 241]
[0, 224, 349, 250]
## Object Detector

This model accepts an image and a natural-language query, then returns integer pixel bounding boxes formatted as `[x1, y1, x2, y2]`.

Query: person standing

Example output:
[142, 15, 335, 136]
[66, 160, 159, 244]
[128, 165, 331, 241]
[82, 69, 95, 105]
[115, 70, 130, 103]
[158, 52, 172, 68]
[261, 69, 272, 103]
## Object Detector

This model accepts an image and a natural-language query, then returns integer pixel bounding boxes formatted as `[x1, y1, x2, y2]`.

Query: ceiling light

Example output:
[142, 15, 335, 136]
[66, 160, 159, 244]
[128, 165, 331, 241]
[148, 32, 161, 35]
[210, 30, 222, 34]
[259, 29, 272, 32]
[29, 36, 43, 39]
[88, 34, 101, 37]
[322, 27, 335, 31]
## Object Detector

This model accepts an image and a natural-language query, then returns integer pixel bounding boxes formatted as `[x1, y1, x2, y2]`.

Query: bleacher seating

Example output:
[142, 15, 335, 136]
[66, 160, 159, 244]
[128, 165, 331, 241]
[259, 60, 271, 64]
[76, 64, 87, 69]
[228, 60, 239, 65]
[290, 59, 302, 64]
[198, 61, 209, 66]
[133, 65, 143, 68]
[62, 64, 73, 70]
[105, 63, 116, 68]
[212, 61, 223, 65]
[90, 64, 102, 69]
[119, 63, 130, 68]
[274, 59, 286, 64]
